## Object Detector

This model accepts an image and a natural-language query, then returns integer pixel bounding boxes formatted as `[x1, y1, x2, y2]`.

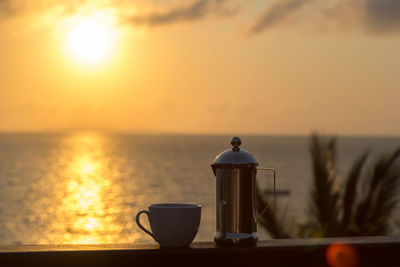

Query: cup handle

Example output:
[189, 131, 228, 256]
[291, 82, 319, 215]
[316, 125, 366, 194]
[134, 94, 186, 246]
[135, 210, 157, 241]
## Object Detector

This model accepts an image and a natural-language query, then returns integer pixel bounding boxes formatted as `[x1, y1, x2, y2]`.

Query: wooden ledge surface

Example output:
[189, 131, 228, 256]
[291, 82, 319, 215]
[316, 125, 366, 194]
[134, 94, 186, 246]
[1, 235, 399, 252]
[0, 236, 399, 267]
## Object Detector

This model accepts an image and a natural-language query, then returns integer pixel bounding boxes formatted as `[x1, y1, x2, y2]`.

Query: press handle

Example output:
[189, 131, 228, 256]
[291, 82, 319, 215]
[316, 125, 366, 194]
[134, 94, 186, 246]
[255, 167, 276, 222]
[135, 210, 157, 241]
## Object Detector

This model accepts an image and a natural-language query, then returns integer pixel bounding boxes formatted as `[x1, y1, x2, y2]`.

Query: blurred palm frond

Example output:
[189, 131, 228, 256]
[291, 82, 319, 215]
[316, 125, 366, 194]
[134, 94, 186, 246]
[255, 186, 291, 239]
[258, 133, 400, 239]
[309, 134, 340, 236]
[354, 149, 400, 235]
[341, 150, 369, 235]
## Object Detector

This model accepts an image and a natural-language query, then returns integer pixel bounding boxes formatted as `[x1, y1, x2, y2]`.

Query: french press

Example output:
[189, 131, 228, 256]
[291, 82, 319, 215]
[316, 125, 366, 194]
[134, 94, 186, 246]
[211, 137, 276, 246]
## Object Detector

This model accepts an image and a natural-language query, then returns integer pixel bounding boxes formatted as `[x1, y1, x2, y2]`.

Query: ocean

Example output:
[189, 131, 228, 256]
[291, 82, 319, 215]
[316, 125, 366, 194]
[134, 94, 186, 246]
[0, 132, 399, 245]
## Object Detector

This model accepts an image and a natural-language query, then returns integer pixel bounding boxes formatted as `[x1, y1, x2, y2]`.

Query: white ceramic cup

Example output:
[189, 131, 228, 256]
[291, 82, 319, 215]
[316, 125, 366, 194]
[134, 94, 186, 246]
[136, 203, 201, 247]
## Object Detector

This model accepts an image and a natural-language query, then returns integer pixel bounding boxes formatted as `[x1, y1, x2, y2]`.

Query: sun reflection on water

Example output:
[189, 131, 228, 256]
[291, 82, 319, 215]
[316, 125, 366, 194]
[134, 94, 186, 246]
[1, 132, 208, 245]
[48, 132, 135, 244]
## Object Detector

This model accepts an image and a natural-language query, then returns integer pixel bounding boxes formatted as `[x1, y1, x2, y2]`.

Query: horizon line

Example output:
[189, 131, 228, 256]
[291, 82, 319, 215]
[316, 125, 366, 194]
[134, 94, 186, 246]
[0, 129, 400, 138]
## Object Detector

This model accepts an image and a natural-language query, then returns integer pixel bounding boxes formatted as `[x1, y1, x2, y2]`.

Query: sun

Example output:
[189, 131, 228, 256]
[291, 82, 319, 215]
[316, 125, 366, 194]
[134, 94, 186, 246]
[64, 10, 119, 65]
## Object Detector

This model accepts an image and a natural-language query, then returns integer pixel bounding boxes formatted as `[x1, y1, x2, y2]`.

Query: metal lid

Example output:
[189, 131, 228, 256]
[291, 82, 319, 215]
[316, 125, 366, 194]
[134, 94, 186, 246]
[211, 137, 258, 166]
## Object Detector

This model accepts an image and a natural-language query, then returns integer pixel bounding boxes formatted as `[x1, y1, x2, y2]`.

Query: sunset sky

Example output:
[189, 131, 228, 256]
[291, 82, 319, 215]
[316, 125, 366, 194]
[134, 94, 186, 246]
[1, 0, 400, 135]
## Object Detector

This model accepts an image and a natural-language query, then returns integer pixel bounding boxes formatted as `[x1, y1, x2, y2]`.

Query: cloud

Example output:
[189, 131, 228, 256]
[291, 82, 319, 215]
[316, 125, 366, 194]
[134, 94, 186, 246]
[247, 0, 400, 35]
[0, 0, 238, 29]
[2, 0, 400, 37]
[127, 0, 238, 27]
[248, 0, 308, 35]
[0, 0, 80, 20]
[365, 0, 400, 32]
[0, 0, 15, 18]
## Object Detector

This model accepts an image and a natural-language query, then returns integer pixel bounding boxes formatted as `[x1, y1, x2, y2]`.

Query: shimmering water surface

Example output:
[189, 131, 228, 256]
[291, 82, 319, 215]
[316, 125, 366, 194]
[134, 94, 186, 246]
[0, 133, 399, 245]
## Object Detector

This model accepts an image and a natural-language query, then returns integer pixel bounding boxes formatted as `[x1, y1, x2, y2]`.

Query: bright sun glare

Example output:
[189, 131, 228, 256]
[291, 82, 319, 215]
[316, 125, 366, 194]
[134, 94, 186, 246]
[64, 10, 118, 65]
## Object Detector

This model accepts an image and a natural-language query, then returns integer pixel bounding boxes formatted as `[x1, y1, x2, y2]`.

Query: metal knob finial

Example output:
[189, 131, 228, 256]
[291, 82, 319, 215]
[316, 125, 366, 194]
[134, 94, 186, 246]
[231, 136, 241, 151]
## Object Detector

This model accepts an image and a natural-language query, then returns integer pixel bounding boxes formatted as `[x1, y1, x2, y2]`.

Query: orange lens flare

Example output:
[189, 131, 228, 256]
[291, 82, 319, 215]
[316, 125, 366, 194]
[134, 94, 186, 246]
[326, 243, 359, 267]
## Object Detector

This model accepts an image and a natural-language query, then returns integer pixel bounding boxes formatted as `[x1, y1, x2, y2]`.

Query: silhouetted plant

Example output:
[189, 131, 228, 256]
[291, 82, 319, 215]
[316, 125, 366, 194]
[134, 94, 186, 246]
[257, 133, 400, 238]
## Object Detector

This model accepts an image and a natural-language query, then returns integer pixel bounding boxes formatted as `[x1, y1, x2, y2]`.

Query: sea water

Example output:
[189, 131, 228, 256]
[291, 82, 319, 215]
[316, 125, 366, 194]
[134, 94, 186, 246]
[0, 132, 399, 245]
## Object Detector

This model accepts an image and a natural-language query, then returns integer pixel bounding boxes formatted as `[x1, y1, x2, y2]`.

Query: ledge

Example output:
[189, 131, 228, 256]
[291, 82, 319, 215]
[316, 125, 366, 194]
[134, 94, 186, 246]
[1, 236, 399, 267]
